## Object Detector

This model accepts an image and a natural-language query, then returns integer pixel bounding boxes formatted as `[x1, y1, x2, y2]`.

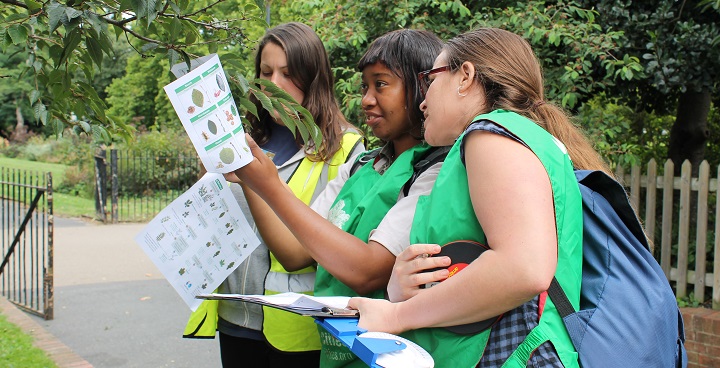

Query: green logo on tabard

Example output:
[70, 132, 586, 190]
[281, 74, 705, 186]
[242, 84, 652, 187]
[215, 179, 223, 190]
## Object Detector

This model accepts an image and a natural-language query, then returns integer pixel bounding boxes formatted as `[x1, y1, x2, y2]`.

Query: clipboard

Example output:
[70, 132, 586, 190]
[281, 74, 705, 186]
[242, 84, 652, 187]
[196, 292, 358, 318]
[197, 293, 434, 367]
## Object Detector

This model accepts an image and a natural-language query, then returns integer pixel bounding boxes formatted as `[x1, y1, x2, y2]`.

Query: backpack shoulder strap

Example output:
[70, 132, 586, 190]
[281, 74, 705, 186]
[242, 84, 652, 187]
[575, 170, 648, 249]
[402, 146, 451, 197]
[349, 148, 381, 177]
[548, 169, 648, 318]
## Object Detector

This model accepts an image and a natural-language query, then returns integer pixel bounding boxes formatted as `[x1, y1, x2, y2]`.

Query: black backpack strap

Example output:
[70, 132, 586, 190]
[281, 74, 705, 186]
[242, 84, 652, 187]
[548, 277, 574, 318]
[402, 146, 451, 197]
[349, 148, 381, 177]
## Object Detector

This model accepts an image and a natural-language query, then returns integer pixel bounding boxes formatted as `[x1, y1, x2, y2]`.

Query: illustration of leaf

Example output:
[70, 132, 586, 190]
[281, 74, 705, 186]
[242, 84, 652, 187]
[230, 104, 237, 116]
[216, 73, 226, 92]
[219, 147, 234, 164]
[208, 120, 217, 135]
[191, 88, 204, 107]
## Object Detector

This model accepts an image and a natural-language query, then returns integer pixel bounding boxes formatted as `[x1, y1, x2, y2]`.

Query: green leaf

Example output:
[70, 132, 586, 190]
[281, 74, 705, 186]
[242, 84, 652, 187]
[57, 29, 82, 66]
[8, 24, 28, 45]
[250, 88, 274, 115]
[238, 97, 258, 119]
[167, 48, 180, 69]
[84, 11, 106, 34]
[29, 90, 40, 105]
[50, 119, 65, 137]
[65, 7, 82, 20]
[234, 73, 250, 95]
[86, 35, 104, 67]
[33, 102, 47, 125]
[254, 78, 299, 103]
[47, 1, 68, 32]
[133, 0, 160, 27]
[169, 17, 182, 39]
[271, 99, 299, 138]
[25, 0, 43, 12]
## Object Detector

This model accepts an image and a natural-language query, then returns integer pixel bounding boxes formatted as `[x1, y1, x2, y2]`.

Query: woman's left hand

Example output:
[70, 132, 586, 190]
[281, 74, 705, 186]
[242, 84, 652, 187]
[347, 297, 404, 335]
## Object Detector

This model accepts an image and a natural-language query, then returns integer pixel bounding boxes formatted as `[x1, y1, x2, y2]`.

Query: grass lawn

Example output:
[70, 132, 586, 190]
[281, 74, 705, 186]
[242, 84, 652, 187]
[0, 313, 58, 368]
[0, 156, 96, 219]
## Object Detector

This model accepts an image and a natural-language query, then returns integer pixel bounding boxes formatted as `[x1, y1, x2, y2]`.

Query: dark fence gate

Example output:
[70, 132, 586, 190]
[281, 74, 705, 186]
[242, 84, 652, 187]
[94, 149, 201, 223]
[0, 167, 53, 320]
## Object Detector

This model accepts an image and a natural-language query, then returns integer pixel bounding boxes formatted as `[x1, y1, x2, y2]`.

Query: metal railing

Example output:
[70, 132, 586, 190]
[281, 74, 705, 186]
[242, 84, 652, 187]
[94, 149, 201, 223]
[0, 167, 53, 320]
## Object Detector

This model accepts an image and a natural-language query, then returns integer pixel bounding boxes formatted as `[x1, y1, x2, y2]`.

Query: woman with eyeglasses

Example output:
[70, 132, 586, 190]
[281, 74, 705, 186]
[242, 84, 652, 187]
[226, 29, 444, 367]
[347, 28, 611, 367]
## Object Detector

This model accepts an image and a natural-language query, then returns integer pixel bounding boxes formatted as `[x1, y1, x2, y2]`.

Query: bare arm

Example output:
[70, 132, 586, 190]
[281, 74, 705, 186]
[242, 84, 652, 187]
[231, 135, 395, 295]
[350, 131, 558, 332]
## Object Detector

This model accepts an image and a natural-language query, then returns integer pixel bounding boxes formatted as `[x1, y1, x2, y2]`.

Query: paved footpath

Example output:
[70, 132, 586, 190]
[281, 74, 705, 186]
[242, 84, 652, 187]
[1, 217, 221, 368]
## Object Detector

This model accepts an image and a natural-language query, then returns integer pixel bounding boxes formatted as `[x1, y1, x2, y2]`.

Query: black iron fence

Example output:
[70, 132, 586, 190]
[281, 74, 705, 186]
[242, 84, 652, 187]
[94, 149, 201, 222]
[0, 167, 53, 320]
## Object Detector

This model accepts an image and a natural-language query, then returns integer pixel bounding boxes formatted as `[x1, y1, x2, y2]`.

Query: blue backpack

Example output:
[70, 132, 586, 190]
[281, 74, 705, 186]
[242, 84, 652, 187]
[547, 170, 687, 367]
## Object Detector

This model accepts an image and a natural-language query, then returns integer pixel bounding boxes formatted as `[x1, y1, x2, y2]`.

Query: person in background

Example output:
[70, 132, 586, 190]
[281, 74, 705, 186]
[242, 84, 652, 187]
[228, 29, 444, 367]
[184, 22, 363, 368]
[348, 27, 611, 367]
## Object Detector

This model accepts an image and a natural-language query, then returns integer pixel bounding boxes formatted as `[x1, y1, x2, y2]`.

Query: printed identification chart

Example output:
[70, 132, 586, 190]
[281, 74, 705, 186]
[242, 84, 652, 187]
[163, 54, 252, 173]
[134, 173, 260, 311]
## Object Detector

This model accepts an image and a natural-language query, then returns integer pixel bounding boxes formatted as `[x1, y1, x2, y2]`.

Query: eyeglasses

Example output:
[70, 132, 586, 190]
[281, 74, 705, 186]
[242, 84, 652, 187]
[418, 65, 450, 97]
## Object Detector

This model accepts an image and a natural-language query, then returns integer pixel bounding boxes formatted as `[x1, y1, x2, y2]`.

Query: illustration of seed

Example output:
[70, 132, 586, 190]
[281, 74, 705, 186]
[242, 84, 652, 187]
[216, 74, 226, 92]
[191, 88, 204, 107]
[219, 147, 235, 164]
[208, 120, 217, 135]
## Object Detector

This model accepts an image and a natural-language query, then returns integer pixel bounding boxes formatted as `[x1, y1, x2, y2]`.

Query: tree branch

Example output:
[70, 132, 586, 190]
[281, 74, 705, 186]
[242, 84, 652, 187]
[0, 0, 28, 9]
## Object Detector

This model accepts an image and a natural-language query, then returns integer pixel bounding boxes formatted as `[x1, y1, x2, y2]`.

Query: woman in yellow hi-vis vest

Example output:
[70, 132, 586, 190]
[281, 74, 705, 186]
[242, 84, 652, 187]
[183, 23, 363, 368]
[225, 29, 445, 367]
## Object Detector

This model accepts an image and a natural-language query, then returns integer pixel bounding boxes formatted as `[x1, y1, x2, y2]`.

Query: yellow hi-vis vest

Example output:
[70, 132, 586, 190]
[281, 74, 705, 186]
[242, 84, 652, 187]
[183, 132, 362, 340]
[262, 132, 362, 352]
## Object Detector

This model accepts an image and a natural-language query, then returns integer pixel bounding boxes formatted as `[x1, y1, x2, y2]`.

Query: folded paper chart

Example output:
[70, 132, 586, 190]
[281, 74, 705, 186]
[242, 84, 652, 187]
[163, 54, 252, 174]
[134, 173, 261, 311]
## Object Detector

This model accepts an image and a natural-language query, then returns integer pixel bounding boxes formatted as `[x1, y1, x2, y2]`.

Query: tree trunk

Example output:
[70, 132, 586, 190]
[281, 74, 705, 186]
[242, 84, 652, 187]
[10, 101, 29, 143]
[668, 89, 710, 175]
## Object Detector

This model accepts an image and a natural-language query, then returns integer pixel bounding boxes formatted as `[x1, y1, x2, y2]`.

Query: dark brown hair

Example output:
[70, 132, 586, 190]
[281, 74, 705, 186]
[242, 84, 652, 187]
[247, 22, 352, 162]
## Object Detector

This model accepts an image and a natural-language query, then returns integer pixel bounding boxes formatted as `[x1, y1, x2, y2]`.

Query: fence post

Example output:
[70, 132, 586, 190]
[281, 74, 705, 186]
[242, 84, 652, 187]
[676, 160, 692, 298]
[660, 159, 674, 279]
[694, 161, 709, 300]
[44, 172, 54, 320]
[645, 159, 658, 254]
[94, 148, 107, 222]
[111, 149, 119, 224]
[714, 164, 720, 310]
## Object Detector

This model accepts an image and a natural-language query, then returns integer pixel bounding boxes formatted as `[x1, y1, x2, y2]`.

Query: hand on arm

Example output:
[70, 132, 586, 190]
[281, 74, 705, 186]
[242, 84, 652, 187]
[386, 244, 450, 302]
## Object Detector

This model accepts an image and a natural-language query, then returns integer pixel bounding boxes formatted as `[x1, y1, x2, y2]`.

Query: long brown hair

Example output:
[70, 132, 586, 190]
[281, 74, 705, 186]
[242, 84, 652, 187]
[444, 28, 610, 173]
[247, 22, 352, 162]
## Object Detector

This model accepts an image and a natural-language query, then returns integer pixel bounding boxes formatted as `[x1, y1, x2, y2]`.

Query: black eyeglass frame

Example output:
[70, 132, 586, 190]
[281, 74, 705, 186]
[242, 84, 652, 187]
[418, 65, 451, 97]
